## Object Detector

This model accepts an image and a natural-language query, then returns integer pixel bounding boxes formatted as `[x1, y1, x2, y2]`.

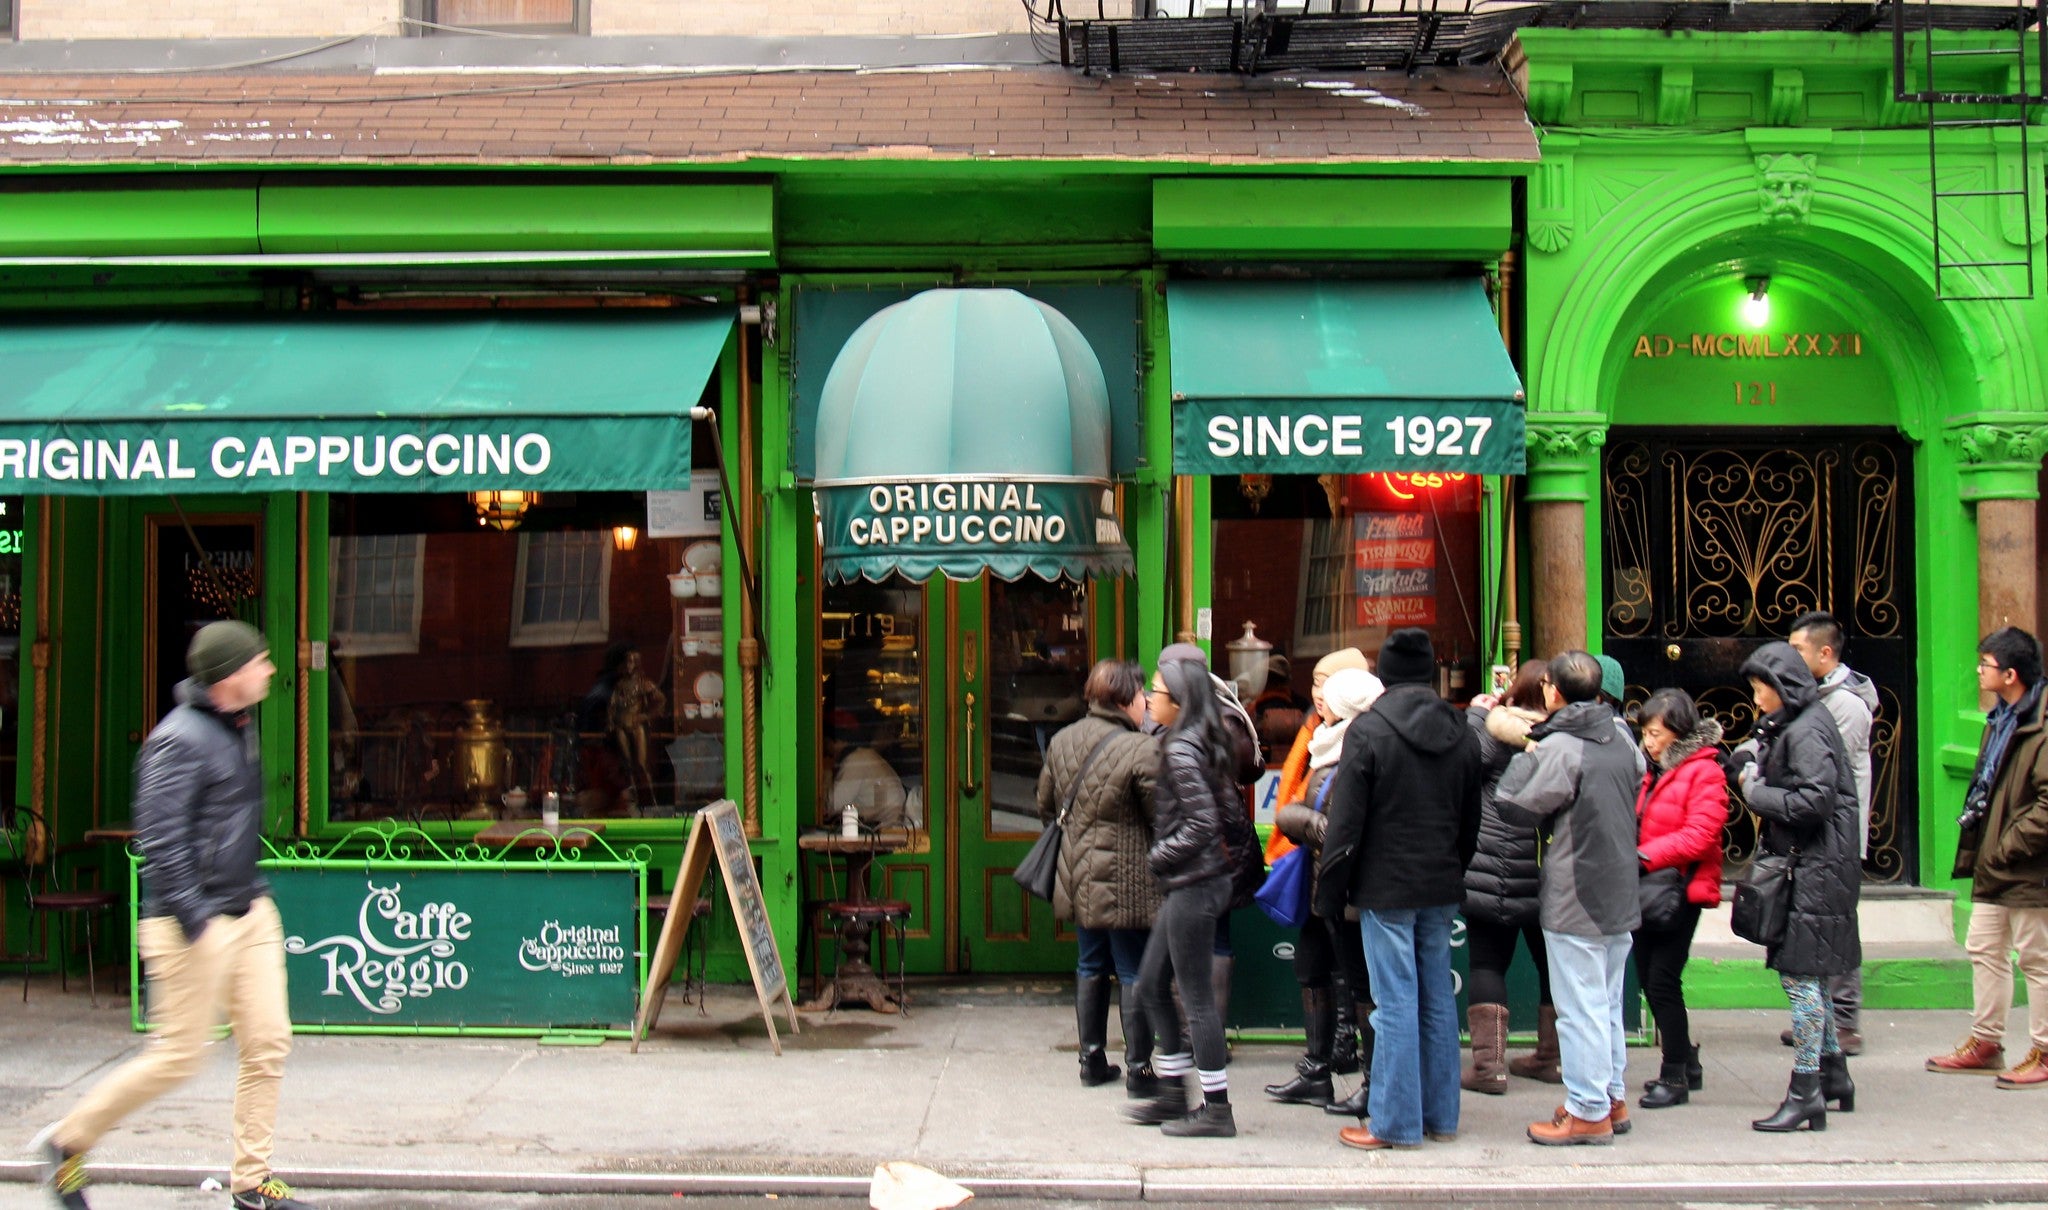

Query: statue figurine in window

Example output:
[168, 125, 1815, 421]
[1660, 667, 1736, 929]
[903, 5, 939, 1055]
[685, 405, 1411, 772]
[605, 643, 667, 814]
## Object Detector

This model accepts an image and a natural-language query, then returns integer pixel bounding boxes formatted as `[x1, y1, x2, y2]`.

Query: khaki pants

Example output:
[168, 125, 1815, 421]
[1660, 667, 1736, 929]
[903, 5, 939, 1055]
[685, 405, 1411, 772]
[56, 897, 292, 1195]
[1967, 901, 2048, 1053]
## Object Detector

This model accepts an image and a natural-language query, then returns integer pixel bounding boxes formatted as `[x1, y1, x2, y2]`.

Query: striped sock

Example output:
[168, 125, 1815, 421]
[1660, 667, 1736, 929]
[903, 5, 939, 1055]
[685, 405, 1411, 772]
[1198, 1067, 1228, 1104]
[1154, 1051, 1192, 1078]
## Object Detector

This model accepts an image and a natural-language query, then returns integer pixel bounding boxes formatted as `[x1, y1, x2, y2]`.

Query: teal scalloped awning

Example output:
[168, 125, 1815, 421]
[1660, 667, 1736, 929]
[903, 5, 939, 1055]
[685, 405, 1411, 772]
[1167, 279, 1526, 475]
[814, 288, 1134, 584]
[0, 312, 731, 495]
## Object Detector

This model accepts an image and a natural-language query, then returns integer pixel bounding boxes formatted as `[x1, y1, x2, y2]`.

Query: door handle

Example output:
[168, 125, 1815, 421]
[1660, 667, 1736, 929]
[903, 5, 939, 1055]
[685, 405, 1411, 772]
[960, 691, 980, 798]
[1665, 644, 1682, 662]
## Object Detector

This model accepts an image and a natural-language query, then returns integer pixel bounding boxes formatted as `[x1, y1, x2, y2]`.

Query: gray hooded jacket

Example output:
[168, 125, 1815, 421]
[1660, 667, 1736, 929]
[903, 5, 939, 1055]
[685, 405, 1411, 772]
[1816, 663, 1879, 856]
[1494, 699, 1643, 937]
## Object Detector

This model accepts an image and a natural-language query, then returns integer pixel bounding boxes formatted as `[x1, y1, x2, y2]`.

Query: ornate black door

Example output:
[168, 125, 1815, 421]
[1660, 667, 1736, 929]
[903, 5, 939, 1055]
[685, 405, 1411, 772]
[1601, 432, 1914, 883]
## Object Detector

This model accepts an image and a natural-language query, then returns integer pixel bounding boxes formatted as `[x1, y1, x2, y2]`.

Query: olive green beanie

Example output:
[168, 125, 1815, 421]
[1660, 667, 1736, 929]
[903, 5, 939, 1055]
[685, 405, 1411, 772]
[187, 620, 268, 686]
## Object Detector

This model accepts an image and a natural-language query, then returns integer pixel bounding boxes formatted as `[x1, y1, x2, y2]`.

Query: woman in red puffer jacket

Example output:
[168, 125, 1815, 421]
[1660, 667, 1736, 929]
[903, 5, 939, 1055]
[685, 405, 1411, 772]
[1632, 688, 1728, 1110]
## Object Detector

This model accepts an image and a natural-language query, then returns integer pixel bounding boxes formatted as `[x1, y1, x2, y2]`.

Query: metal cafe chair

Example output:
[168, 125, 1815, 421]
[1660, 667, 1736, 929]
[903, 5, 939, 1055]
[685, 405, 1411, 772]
[7, 805, 120, 1008]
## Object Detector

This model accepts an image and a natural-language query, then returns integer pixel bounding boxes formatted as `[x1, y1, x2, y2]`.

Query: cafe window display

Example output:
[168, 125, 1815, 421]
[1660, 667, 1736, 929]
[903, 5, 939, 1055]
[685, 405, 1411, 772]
[326, 489, 726, 824]
[819, 577, 924, 830]
[1212, 472, 1483, 765]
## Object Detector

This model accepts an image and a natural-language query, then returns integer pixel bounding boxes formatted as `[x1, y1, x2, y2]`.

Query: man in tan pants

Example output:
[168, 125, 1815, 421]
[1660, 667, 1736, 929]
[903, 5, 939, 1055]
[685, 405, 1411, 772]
[34, 621, 314, 1209]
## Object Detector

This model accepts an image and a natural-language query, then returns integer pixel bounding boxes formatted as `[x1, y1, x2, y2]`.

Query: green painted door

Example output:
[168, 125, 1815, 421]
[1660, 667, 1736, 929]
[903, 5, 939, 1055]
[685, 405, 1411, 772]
[815, 572, 1091, 976]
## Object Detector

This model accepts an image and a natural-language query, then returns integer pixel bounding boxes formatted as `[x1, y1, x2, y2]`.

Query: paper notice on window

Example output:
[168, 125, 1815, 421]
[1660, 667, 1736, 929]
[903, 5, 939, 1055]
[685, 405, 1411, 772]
[647, 472, 723, 538]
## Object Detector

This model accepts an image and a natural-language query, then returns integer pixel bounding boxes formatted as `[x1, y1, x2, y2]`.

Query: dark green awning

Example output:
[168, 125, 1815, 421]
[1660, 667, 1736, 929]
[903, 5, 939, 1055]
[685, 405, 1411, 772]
[814, 288, 1133, 584]
[0, 312, 731, 495]
[1167, 279, 1526, 475]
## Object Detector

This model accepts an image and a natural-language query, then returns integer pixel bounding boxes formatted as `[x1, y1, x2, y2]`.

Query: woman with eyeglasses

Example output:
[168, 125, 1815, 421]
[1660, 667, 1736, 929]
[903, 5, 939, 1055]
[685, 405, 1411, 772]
[1125, 657, 1242, 1137]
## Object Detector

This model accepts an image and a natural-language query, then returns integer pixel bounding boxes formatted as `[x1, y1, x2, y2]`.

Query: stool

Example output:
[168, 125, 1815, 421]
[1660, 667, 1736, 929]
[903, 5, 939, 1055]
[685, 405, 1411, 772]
[647, 893, 714, 1013]
[818, 898, 911, 1016]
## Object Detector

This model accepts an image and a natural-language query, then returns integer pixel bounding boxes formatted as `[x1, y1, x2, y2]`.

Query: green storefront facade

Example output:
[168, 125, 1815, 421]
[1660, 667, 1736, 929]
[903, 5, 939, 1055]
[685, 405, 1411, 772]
[1, 9, 2041, 1017]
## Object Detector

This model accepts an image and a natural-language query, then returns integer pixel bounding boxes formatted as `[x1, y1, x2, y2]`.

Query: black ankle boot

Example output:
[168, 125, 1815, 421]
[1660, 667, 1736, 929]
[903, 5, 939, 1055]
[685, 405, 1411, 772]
[1330, 994, 1361, 1076]
[1159, 1097, 1236, 1138]
[1639, 1061, 1691, 1109]
[1118, 985, 1153, 1094]
[1819, 1052, 1855, 1112]
[1125, 1063, 1164, 1100]
[1752, 1070, 1826, 1132]
[1125, 1083, 1189, 1125]
[1686, 1043, 1703, 1091]
[1267, 988, 1335, 1105]
[1324, 1077, 1369, 1120]
[1075, 975, 1121, 1087]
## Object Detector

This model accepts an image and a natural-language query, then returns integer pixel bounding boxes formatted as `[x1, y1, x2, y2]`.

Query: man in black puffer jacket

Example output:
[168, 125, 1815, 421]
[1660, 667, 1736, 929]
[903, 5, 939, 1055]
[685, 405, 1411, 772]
[1316, 628, 1482, 1151]
[35, 622, 315, 1210]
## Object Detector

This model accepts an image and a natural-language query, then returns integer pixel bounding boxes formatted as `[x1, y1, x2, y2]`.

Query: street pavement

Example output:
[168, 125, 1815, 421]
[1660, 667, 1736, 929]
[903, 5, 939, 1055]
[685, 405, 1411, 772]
[2, 977, 2046, 1204]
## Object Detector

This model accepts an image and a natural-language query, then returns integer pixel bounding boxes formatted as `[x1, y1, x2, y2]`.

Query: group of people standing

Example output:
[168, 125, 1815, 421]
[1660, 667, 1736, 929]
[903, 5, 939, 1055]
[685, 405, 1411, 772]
[1039, 608, 2048, 1146]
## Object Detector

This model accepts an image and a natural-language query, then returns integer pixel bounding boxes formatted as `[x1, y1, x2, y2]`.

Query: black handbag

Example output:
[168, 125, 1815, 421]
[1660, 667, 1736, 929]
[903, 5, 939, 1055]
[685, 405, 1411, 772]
[1014, 730, 1121, 903]
[1729, 850, 1796, 947]
[1637, 865, 1687, 930]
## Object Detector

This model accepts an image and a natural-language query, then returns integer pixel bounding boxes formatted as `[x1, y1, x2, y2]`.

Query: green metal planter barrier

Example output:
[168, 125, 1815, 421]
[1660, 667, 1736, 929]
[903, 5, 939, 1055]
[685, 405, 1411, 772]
[126, 823, 651, 1039]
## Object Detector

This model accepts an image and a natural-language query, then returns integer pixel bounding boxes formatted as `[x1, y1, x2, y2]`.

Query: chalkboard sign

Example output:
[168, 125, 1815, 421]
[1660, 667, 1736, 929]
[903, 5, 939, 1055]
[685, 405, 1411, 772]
[634, 800, 797, 1052]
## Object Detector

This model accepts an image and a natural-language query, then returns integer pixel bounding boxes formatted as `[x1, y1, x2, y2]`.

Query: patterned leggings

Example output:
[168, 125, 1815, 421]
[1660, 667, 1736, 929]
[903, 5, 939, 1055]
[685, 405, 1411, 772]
[1782, 974, 1843, 1073]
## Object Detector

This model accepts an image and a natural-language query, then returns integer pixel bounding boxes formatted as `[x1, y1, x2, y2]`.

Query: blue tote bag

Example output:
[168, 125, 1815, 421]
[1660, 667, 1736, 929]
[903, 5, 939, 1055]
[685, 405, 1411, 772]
[1254, 775, 1333, 928]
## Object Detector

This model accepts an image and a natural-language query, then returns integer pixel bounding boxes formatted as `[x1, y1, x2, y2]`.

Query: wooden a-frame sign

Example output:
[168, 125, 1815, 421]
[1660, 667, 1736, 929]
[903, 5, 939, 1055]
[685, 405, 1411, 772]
[633, 798, 799, 1053]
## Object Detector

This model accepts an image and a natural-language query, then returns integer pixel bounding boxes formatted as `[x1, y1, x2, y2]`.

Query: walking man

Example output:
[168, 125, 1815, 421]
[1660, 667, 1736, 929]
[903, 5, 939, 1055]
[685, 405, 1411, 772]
[1496, 651, 1642, 1145]
[1316, 628, 1482, 1150]
[35, 622, 315, 1209]
[1788, 610, 1877, 1054]
[1926, 627, 2048, 1088]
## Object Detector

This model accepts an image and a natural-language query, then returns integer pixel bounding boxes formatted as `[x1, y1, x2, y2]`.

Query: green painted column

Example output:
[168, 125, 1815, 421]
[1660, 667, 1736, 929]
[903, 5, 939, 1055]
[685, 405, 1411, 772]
[1523, 412, 1608, 658]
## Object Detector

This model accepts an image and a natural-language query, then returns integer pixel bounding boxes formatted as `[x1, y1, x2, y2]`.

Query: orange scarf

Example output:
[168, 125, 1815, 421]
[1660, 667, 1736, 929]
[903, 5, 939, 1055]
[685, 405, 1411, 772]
[1265, 720, 1317, 864]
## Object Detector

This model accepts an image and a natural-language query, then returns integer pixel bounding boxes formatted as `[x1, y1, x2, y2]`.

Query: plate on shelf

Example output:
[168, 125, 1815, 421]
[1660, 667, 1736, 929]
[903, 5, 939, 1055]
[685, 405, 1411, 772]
[682, 541, 721, 574]
[694, 670, 725, 704]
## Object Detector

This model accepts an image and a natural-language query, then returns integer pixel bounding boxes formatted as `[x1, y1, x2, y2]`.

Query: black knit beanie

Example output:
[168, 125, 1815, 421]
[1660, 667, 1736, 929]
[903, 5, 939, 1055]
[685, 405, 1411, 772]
[1376, 628, 1437, 687]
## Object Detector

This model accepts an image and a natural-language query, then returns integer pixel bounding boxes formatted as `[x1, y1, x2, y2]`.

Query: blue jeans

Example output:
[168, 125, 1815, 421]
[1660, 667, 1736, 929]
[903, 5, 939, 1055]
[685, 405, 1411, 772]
[1076, 927, 1148, 985]
[1545, 929, 1633, 1122]
[1360, 904, 1461, 1145]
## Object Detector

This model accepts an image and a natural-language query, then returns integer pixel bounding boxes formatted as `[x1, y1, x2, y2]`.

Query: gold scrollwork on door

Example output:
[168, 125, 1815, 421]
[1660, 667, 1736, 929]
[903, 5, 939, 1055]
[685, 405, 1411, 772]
[1851, 442, 1903, 639]
[1670, 446, 1835, 639]
[1604, 441, 1655, 638]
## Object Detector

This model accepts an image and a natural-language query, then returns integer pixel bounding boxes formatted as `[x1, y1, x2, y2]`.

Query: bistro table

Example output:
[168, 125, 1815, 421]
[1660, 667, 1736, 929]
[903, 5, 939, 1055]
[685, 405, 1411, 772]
[474, 820, 606, 850]
[797, 827, 913, 1013]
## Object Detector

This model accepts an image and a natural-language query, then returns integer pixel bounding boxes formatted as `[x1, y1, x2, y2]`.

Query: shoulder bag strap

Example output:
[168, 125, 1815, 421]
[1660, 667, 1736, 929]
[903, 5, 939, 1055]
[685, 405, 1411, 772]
[1060, 729, 1127, 827]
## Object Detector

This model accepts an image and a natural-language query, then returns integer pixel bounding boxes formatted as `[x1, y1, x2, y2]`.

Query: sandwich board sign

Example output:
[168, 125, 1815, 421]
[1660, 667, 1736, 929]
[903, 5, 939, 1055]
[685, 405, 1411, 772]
[633, 799, 798, 1053]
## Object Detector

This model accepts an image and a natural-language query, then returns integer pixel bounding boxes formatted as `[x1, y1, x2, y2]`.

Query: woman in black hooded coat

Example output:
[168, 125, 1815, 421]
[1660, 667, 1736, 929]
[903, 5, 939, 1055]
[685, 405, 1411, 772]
[1727, 641, 1862, 1133]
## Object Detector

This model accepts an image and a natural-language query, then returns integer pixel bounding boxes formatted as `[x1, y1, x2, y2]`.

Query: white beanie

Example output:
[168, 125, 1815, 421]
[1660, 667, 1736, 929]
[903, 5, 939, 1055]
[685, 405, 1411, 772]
[1308, 668, 1385, 770]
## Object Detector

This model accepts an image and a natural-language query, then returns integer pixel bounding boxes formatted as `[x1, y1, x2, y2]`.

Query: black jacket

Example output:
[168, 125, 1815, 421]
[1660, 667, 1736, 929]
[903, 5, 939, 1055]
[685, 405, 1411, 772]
[137, 679, 270, 941]
[1461, 704, 1546, 928]
[1316, 683, 1482, 917]
[1733, 643, 1862, 978]
[1149, 732, 1232, 891]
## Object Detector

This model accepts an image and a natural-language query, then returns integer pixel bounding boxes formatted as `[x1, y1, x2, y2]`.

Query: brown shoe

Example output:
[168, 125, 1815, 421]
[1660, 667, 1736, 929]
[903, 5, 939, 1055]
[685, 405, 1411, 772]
[1926, 1036, 2005, 1074]
[1528, 1105, 1613, 1146]
[1339, 1125, 1421, 1151]
[1997, 1047, 2048, 1090]
[1608, 1098, 1632, 1135]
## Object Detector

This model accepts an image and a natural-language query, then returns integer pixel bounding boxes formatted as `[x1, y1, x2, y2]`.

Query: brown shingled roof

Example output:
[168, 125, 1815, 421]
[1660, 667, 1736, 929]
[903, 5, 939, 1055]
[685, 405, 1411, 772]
[0, 66, 1534, 167]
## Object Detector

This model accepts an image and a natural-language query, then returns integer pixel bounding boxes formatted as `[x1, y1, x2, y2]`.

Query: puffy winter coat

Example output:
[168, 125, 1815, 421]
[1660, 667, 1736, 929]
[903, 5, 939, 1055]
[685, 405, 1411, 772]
[1496, 699, 1643, 937]
[1634, 717, 1728, 909]
[136, 678, 271, 942]
[1461, 704, 1546, 928]
[1274, 764, 1338, 913]
[1734, 642, 1862, 977]
[1961, 683, 2048, 910]
[1035, 706, 1163, 930]
[1316, 684, 1482, 918]
[1149, 732, 1233, 891]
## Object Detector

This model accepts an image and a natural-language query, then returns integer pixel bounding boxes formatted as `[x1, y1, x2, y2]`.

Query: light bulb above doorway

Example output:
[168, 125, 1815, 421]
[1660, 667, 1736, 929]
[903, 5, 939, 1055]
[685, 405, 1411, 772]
[1741, 276, 1771, 329]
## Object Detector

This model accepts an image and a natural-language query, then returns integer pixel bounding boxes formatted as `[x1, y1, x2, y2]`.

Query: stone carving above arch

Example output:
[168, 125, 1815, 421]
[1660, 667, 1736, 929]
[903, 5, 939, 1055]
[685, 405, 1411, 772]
[1756, 153, 1818, 224]
[1529, 157, 1574, 254]
[1946, 419, 2048, 502]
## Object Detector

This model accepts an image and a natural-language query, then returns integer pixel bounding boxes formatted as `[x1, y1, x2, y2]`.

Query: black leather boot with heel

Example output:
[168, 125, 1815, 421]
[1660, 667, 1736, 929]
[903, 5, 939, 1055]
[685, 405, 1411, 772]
[1819, 1051, 1855, 1112]
[1330, 993, 1361, 1076]
[1119, 990, 1161, 1100]
[1265, 987, 1335, 1105]
[1324, 1003, 1375, 1119]
[1076, 974, 1122, 1087]
[1752, 1070, 1827, 1132]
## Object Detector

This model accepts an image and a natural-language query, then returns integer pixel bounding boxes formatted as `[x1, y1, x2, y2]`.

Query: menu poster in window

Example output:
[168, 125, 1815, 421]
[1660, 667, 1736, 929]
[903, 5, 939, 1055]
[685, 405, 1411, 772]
[1354, 512, 1437, 628]
[633, 799, 797, 1054]
[646, 472, 723, 538]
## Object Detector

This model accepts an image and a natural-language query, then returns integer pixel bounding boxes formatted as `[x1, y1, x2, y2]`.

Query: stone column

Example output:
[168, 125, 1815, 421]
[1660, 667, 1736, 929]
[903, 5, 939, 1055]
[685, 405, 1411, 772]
[1949, 421, 2048, 640]
[1524, 413, 1609, 660]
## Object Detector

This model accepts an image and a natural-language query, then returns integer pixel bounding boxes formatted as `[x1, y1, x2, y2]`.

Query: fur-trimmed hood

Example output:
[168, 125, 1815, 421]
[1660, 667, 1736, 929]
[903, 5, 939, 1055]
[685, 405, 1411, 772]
[1655, 716, 1725, 772]
[1484, 704, 1547, 749]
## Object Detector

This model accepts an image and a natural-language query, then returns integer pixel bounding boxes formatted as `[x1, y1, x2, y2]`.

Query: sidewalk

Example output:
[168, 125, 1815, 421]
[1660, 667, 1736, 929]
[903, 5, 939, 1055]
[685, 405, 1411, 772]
[3, 976, 2046, 1203]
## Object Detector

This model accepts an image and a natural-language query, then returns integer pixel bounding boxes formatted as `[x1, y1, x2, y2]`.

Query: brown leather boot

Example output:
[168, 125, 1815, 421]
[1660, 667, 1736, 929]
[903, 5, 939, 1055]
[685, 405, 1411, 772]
[1527, 1105, 1613, 1146]
[1509, 1004, 1564, 1084]
[1461, 1003, 1509, 1094]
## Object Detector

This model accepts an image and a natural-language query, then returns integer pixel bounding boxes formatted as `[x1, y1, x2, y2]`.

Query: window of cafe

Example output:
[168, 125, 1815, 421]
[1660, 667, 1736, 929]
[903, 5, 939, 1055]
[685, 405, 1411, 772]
[326, 486, 729, 825]
[819, 576, 926, 830]
[1211, 472, 1483, 767]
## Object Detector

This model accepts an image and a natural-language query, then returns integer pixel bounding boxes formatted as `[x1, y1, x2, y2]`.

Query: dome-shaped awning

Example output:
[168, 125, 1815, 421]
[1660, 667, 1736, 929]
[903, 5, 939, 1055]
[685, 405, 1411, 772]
[814, 288, 1134, 584]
